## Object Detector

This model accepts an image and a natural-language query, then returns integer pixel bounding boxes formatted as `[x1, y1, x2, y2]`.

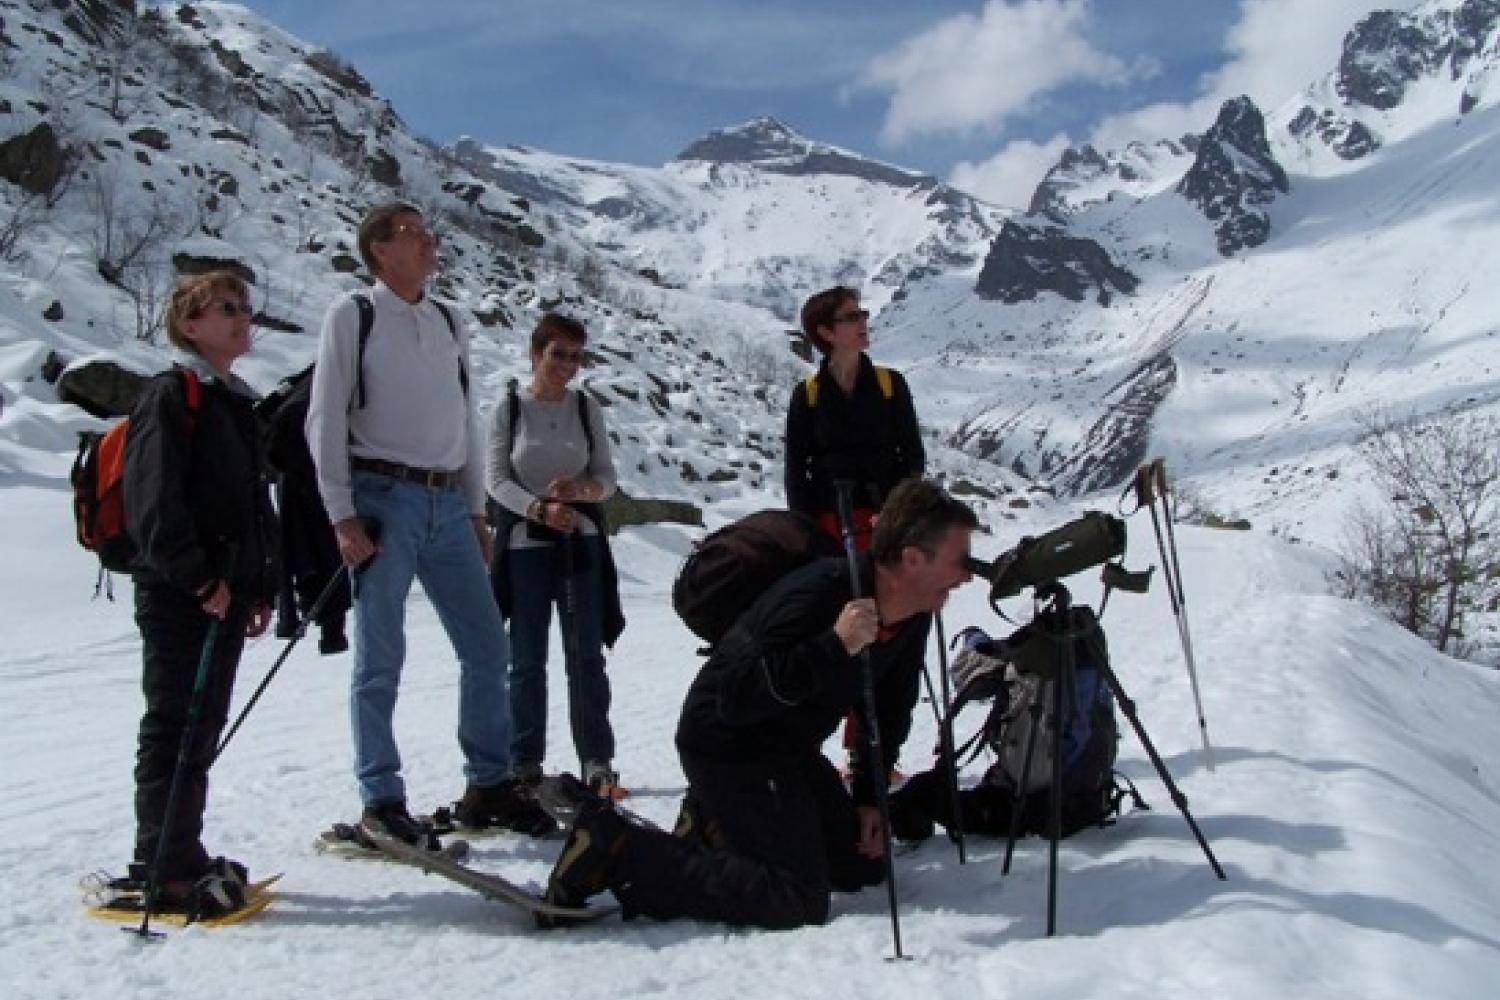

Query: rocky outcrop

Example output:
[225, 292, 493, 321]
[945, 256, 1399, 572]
[55, 357, 152, 419]
[1177, 96, 1288, 256]
[674, 116, 935, 190]
[602, 490, 702, 534]
[1287, 106, 1381, 160]
[1338, 1, 1500, 111]
[0, 122, 70, 196]
[974, 221, 1137, 305]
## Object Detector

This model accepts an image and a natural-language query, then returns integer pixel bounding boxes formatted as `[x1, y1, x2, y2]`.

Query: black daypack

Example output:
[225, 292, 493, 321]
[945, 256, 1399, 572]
[672, 509, 842, 646]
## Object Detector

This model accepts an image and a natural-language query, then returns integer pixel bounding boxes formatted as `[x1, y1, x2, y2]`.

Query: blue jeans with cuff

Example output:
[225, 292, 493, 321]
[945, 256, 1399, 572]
[349, 471, 513, 805]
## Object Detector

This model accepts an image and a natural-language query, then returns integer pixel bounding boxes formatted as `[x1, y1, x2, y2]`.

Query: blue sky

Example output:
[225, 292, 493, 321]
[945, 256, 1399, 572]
[232, 0, 1409, 206]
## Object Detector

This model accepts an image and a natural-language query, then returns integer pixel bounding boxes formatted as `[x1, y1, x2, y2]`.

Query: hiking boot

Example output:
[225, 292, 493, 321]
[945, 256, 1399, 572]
[453, 778, 559, 837]
[583, 760, 628, 800]
[201, 856, 249, 887]
[514, 761, 544, 790]
[671, 792, 725, 850]
[537, 797, 628, 929]
[149, 873, 247, 921]
[360, 800, 429, 846]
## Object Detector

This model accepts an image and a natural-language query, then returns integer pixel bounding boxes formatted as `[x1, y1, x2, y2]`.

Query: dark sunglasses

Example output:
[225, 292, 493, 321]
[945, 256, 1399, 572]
[832, 308, 870, 325]
[207, 300, 253, 319]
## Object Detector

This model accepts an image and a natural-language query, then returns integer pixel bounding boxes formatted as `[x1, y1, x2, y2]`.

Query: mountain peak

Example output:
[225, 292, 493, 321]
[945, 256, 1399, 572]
[672, 116, 939, 191]
[672, 116, 817, 165]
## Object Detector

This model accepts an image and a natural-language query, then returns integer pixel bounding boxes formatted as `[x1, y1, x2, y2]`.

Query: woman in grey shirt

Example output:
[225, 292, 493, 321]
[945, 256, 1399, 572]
[487, 314, 625, 796]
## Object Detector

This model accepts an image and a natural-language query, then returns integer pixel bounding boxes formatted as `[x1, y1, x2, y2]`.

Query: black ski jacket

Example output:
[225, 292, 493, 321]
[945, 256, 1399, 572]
[784, 354, 924, 516]
[674, 554, 929, 806]
[123, 365, 279, 604]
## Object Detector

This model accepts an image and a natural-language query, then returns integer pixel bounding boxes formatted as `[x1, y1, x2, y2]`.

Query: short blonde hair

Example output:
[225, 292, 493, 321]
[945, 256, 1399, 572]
[163, 271, 249, 352]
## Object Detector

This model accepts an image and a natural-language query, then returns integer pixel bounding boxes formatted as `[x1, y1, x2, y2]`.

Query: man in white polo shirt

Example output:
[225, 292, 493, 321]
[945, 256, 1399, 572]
[306, 202, 553, 842]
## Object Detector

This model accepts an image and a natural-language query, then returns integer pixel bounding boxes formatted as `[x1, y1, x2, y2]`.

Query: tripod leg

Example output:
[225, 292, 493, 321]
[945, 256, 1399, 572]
[1045, 617, 1077, 937]
[933, 613, 966, 864]
[1098, 659, 1226, 880]
[1001, 679, 1045, 875]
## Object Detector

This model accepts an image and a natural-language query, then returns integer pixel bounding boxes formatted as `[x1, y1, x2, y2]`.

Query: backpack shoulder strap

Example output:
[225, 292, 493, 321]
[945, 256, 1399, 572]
[506, 378, 521, 448]
[432, 299, 469, 398]
[177, 367, 201, 424]
[803, 373, 819, 408]
[352, 293, 374, 409]
[873, 365, 894, 400]
[575, 387, 595, 457]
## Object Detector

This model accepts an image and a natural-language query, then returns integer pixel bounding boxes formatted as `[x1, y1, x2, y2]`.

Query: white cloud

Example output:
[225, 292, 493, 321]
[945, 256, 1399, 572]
[854, 0, 1155, 145]
[948, 132, 1073, 207]
[1089, 0, 1413, 149]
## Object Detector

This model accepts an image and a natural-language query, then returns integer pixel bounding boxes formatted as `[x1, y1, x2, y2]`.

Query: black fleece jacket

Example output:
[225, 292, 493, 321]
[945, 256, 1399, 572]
[784, 354, 924, 516]
[674, 554, 929, 805]
[123, 365, 279, 604]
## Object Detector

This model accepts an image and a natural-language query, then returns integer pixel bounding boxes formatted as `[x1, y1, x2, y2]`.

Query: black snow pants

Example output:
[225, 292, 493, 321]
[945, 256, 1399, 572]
[133, 584, 247, 880]
[610, 750, 883, 929]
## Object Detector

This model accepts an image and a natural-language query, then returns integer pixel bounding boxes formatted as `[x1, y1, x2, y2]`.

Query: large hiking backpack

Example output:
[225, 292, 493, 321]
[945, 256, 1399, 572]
[672, 509, 842, 645]
[953, 606, 1134, 836]
[71, 367, 201, 576]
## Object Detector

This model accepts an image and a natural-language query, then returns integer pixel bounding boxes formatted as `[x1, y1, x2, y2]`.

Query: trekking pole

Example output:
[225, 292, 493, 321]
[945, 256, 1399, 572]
[833, 480, 907, 962]
[133, 613, 223, 939]
[213, 564, 351, 763]
[559, 529, 587, 775]
[1042, 591, 1079, 937]
[933, 613, 966, 864]
[1137, 459, 1215, 772]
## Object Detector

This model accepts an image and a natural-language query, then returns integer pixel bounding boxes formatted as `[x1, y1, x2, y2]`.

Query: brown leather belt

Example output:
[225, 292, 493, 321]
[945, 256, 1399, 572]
[351, 456, 462, 489]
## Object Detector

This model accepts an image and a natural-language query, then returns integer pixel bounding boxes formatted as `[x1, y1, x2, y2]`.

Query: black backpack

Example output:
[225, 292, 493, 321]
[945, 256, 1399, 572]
[672, 509, 842, 646]
[951, 606, 1141, 837]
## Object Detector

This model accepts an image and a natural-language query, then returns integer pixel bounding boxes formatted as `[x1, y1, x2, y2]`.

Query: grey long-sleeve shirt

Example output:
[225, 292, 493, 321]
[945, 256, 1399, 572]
[486, 383, 617, 549]
[305, 282, 484, 523]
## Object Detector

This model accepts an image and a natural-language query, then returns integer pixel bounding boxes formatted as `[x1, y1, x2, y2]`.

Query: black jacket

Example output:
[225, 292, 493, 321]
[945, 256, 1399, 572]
[784, 354, 924, 516]
[675, 554, 929, 805]
[124, 365, 279, 604]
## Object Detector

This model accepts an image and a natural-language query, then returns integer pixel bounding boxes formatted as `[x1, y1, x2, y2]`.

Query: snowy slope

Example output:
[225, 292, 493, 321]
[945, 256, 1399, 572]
[3, 482, 1499, 999]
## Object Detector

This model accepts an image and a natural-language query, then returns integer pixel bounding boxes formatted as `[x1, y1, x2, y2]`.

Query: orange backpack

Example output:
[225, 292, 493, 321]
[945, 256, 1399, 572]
[71, 368, 201, 576]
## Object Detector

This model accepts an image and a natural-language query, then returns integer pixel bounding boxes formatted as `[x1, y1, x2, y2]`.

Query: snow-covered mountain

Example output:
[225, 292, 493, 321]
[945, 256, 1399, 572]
[879, 0, 1500, 545]
[450, 116, 1009, 324]
[2, 0, 1498, 548]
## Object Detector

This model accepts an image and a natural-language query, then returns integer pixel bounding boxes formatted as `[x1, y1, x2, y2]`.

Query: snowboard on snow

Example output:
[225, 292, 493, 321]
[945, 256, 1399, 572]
[357, 826, 617, 924]
[81, 873, 282, 928]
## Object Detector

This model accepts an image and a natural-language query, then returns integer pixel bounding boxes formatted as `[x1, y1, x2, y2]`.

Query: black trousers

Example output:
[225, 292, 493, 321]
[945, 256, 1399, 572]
[133, 584, 246, 880]
[611, 751, 883, 929]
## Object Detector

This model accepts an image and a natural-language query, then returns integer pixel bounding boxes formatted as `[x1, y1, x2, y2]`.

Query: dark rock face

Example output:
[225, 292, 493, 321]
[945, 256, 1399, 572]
[1177, 96, 1289, 256]
[0, 122, 70, 196]
[1287, 106, 1381, 160]
[172, 253, 256, 284]
[973, 221, 1138, 305]
[674, 115, 934, 189]
[1338, 1, 1500, 110]
[367, 147, 401, 187]
[55, 357, 152, 419]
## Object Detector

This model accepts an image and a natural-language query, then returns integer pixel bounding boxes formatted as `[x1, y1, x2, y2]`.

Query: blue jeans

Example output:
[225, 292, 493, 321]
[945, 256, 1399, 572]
[350, 471, 512, 805]
[506, 535, 614, 769]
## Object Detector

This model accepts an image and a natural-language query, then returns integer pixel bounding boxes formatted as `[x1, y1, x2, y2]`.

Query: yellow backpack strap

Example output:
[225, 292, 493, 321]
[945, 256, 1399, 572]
[804, 374, 820, 408]
[874, 365, 894, 400]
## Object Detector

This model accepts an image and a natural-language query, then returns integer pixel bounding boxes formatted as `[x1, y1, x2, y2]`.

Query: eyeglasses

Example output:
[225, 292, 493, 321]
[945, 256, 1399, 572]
[546, 348, 584, 363]
[207, 300, 253, 319]
[832, 308, 870, 325]
[391, 222, 436, 241]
